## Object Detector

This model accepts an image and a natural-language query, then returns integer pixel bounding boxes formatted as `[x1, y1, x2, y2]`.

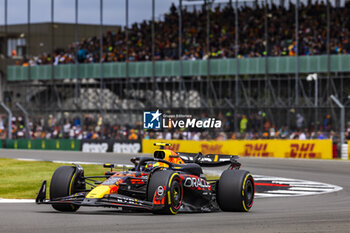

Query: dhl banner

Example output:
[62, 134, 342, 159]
[142, 139, 333, 159]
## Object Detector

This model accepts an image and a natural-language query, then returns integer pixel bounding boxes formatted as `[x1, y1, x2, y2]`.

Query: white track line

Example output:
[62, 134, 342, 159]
[289, 187, 333, 192]
[255, 193, 293, 197]
[255, 174, 343, 197]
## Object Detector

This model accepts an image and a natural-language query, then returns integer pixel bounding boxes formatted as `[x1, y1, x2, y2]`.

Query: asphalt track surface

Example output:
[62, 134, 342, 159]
[1, 149, 350, 233]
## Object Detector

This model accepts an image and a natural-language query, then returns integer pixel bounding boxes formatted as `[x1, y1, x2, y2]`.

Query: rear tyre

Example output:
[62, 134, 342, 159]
[147, 170, 183, 215]
[217, 169, 254, 212]
[50, 166, 83, 212]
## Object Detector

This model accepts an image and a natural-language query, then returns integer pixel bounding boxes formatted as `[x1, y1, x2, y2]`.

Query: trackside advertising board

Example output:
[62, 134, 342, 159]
[143, 139, 333, 159]
[81, 140, 142, 153]
[5, 139, 80, 151]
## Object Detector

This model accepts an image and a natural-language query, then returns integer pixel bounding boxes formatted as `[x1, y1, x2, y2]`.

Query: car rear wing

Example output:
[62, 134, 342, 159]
[177, 152, 241, 167]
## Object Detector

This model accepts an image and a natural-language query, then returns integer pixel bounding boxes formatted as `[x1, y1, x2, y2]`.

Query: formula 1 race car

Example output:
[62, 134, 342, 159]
[36, 143, 254, 214]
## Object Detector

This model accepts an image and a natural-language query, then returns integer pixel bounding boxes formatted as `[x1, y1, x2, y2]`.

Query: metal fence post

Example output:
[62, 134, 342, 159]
[1, 102, 12, 139]
[330, 95, 345, 159]
[264, 0, 268, 103]
[234, 0, 239, 132]
[4, 0, 8, 57]
[75, 0, 79, 104]
[326, 0, 331, 98]
[178, 0, 183, 77]
[126, 0, 129, 79]
[152, 0, 155, 79]
[295, 0, 299, 105]
[99, 0, 104, 138]
[16, 103, 31, 139]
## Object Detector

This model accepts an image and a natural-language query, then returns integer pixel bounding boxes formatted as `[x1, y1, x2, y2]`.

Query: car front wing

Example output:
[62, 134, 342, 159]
[36, 181, 154, 211]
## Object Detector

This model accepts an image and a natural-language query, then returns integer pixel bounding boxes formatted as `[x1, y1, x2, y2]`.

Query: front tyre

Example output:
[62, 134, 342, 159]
[217, 169, 254, 212]
[50, 166, 84, 212]
[147, 170, 183, 215]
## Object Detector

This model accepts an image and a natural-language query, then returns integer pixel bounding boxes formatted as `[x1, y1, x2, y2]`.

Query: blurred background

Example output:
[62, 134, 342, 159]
[0, 0, 349, 143]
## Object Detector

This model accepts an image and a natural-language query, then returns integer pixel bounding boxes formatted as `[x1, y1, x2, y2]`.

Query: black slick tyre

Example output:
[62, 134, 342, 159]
[50, 166, 81, 212]
[147, 170, 183, 215]
[217, 169, 254, 212]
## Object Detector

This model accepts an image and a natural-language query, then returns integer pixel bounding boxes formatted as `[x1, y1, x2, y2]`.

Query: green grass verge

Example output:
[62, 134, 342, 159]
[0, 158, 219, 199]
[0, 158, 123, 199]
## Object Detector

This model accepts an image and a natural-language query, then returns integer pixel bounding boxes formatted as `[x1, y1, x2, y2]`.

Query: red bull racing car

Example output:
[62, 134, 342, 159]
[36, 143, 255, 214]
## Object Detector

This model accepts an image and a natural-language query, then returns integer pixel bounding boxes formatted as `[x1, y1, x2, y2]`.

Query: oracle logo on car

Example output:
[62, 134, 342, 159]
[184, 177, 210, 189]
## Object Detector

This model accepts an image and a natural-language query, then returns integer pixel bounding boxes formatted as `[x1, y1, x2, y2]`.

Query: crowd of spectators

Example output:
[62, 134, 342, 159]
[1, 111, 348, 142]
[20, 1, 350, 66]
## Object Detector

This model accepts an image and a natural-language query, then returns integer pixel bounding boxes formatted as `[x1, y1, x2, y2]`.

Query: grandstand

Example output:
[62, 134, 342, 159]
[0, 0, 349, 141]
